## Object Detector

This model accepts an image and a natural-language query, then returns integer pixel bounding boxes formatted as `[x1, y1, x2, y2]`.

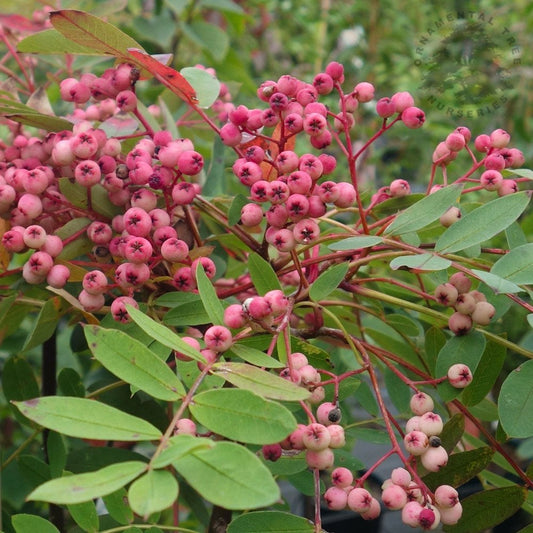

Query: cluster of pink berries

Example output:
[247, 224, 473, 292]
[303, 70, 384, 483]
[433, 126, 524, 195]
[434, 272, 496, 336]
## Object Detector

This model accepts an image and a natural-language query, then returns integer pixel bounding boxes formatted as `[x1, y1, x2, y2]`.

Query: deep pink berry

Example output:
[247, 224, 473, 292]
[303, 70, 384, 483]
[401, 107, 425, 128]
[204, 325, 233, 352]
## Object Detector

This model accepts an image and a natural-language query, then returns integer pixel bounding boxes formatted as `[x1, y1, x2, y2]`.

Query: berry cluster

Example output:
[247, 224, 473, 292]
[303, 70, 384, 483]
[434, 272, 496, 335]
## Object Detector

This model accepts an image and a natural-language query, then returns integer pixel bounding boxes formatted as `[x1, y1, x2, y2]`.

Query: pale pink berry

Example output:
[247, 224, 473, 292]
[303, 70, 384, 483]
[404, 430, 429, 456]
[402, 501, 424, 527]
[331, 467, 353, 488]
[307, 386, 326, 404]
[391, 91, 414, 112]
[240, 203, 263, 227]
[269, 228, 296, 252]
[327, 424, 345, 448]
[434, 484, 459, 508]
[439, 206, 461, 227]
[17, 193, 43, 219]
[71, 131, 99, 159]
[305, 448, 334, 470]
[204, 325, 233, 352]
[174, 418, 197, 436]
[172, 181, 196, 205]
[421, 446, 448, 472]
[174, 336, 201, 362]
[382, 484, 408, 510]
[454, 292, 476, 315]
[360, 497, 381, 520]
[445, 132, 466, 152]
[299, 364, 320, 387]
[390, 467, 411, 488]
[116, 90, 137, 112]
[438, 502, 462, 525]
[471, 301, 495, 325]
[316, 402, 337, 426]
[484, 153, 506, 171]
[447, 364, 473, 388]
[46, 264, 70, 288]
[324, 486, 348, 510]
[302, 423, 331, 451]
[293, 218, 320, 244]
[347, 487, 373, 513]
[419, 412, 443, 436]
[78, 289, 105, 312]
[434, 283, 459, 307]
[287, 424, 307, 450]
[449, 272, 472, 294]
[2, 229, 26, 252]
[405, 416, 422, 433]
[264, 290, 289, 315]
[23, 225, 47, 249]
[410, 392, 434, 417]
[223, 304, 247, 329]
[474, 134, 491, 152]
[490, 128, 510, 148]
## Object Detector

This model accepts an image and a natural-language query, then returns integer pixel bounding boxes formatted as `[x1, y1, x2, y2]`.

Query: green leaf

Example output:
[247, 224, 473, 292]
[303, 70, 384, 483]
[49, 9, 144, 59]
[384, 367, 411, 413]
[327, 235, 382, 251]
[228, 511, 314, 532]
[423, 446, 494, 490]
[440, 413, 465, 454]
[491, 243, 533, 285]
[12, 514, 60, 533]
[228, 343, 285, 368]
[163, 299, 210, 326]
[84, 325, 185, 401]
[506, 168, 533, 179]
[435, 192, 530, 254]
[173, 441, 279, 509]
[498, 359, 533, 438]
[102, 488, 133, 524]
[291, 338, 334, 370]
[505, 221, 528, 249]
[203, 135, 227, 196]
[471, 269, 523, 294]
[384, 184, 462, 236]
[28, 461, 147, 504]
[181, 67, 221, 109]
[152, 435, 214, 469]
[58, 367, 85, 397]
[248, 253, 282, 294]
[125, 305, 205, 363]
[22, 298, 59, 352]
[128, 469, 179, 518]
[17, 28, 100, 54]
[13, 396, 162, 441]
[424, 326, 446, 375]
[183, 21, 229, 62]
[228, 193, 249, 226]
[443, 486, 527, 533]
[309, 262, 349, 301]
[436, 331, 486, 401]
[2, 355, 40, 402]
[47, 431, 66, 478]
[67, 500, 99, 533]
[195, 263, 225, 325]
[189, 389, 296, 444]
[462, 339, 506, 406]
[199, 0, 245, 14]
[389, 253, 452, 271]
[212, 362, 310, 401]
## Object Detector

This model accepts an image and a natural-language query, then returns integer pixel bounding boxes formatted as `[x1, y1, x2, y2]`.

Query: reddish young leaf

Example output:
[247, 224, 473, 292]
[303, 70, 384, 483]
[0, 14, 43, 33]
[127, 49, 198, 105]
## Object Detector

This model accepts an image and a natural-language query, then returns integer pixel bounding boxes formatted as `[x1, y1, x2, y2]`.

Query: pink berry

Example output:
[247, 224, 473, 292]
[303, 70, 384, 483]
[391, 91, 414, 113]
[203, 325, 233, 352]
[223, 304, 247, 329]
[82, 270, 108, 295]
[376, 97, 396, 118]
[123, 207, 152, 237]
[347, 487, 373, 513]
[331, 467, 353, 488]
[490, 128, 510, 148]
[445, 132, 466, 152]
[409, 391, 434, 415]
[402, 501, 424, 527]
[161, 238, 189, 263]
[220, 122, 242, 146]
[439, 502, 462, 525]
[439, 206, 461, 227]
[305, 448, 334, 470]
[480, 169, 503, 191]
[434, 283, 459, 307]
[262, 443, 282, 462]
[116, 90, 137, 112]
[449, 272, 472, 294]
[498, 179, 518, 196]
[302, 423, 331, 451]
[264, 290, 289, 315]
[434, 485, 459, 508]
[390, 467, 411, 488]
[401, 106, 425, 128]
[111, 296, 138, 323]
[175, 418, 197, 436]
[419, 506, 440, 530]
[448, 312, 473, 336]
[354, 82, 375, 103]
[474, 134, 492, 152]
[172, 181, 197, 205]
[403, 430, 429, 456]
[174, 336, 201, 362]
[389, 179, 411, 197]
[316, 402, 337, 426]
[447, 363, 473, 388]
[471, 301, 495, 325]
[78, 289, 105, 312]
[405, 416, 422, 433]
[382, 484, 408, 510]
[333, 182, 356, 208]
[421, 445, 448, 472]
[454, 293, 476, 315]
[324, 486, 348, 510]
[240, 203, 263, 227]
[327, 424, 345, 448]
[419, 412, 443, 436]
[360, 497, 381, 520]
[46, 264, 70, 288]
[23, 225, 47, 249]
[303, 113, 327, 137]
[177, 150, 203, 175]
